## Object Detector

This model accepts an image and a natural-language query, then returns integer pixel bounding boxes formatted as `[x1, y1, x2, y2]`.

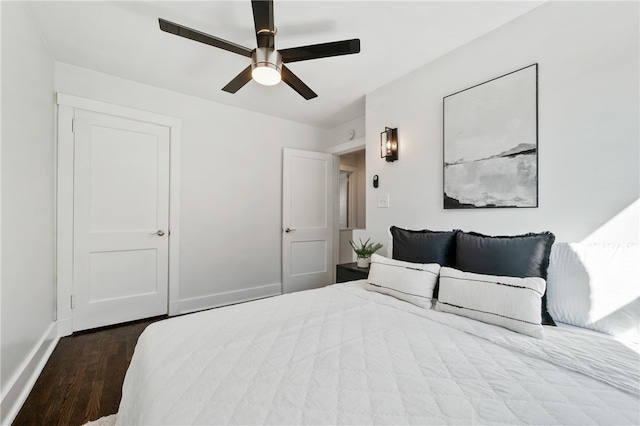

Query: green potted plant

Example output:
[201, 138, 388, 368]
[349, 238, 384, 268]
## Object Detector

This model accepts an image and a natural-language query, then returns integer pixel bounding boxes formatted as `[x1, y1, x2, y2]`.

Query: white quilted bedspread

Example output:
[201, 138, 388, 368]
[117, 282, 640, 425]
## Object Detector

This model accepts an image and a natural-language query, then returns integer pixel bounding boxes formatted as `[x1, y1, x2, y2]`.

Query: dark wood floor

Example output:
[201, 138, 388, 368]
[13, 316, 166, 426]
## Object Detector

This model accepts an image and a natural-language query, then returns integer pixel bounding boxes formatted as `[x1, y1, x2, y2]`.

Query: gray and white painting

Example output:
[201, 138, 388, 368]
[443, 64, 538, 209]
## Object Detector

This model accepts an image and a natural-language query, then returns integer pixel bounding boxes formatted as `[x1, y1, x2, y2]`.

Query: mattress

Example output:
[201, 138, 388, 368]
[117, 281, 640, 425]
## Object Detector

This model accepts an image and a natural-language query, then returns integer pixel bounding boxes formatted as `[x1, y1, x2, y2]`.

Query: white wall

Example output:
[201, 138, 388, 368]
[54, 63, 327, 310]
[326, 115, 366, 149]
[365, 1, 639, 252]
[1, 2, 57, 423]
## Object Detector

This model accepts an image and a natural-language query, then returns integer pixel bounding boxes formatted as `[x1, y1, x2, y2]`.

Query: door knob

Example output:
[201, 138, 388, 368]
[151, 230, 165, 236]
[284, 228, 295, 233]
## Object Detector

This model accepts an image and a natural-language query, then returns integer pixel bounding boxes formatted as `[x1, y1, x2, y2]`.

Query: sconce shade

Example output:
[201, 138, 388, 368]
[380, 127, 398, 162]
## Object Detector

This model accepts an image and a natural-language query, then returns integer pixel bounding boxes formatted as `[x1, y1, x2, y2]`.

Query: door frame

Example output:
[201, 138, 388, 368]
[339, 165, 357, 229]
[326, 138, 366, 280]
[56, 93, 182, 337]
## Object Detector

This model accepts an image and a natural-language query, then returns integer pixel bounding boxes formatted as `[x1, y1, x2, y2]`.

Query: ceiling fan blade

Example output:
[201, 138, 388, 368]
[280, 39, 360, 63]
[281, 65, 317, 100]
[159, 18, 253, 58]
[222, 66, 253, 93]
[251, 0, 275, 49]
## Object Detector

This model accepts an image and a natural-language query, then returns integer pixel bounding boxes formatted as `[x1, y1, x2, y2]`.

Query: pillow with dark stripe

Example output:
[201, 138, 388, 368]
[435, 266, 545, 338]
[364, 254, 441, 309]
[455, 231, 556, 326]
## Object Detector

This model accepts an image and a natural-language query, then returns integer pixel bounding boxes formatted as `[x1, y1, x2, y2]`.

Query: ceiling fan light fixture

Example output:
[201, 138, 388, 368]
[252, 64, 281, 86]
[251, 48, 282, 86]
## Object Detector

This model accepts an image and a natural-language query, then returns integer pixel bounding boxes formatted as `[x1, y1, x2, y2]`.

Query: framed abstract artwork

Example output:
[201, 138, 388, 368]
[443, 64, 538, 209]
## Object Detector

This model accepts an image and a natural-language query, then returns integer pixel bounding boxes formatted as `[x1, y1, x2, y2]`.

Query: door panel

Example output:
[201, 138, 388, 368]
[89, 127, 160, 232]
[73, 110, 170, 331]
[282, 148, 334, 293]
[290, 156, 328, 228]
[88, 249, 158, 301]
[290, 240, 327, 275]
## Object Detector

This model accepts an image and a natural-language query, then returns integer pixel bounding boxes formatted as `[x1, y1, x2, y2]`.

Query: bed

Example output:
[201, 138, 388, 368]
[116, 231, 639, 425]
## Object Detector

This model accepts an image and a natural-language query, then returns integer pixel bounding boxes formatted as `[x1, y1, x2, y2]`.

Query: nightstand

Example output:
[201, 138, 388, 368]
[336, 262, 369, 283]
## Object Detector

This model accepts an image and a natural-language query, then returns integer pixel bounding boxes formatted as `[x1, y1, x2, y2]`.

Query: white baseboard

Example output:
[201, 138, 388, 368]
[57, 317, 73, 337]
[168, 300, 181, 316]
[179, 283, 282, 315]
[1, 322, 59, 426]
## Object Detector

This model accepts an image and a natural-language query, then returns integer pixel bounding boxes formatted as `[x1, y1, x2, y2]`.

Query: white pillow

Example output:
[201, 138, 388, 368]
[546, 242, 639, 342]
[435, 267, 546, 338]
[364, 254, 440, 309]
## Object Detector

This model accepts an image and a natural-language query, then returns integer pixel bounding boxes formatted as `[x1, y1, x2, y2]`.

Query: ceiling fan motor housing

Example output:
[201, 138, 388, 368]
[251, 48, 283, 86]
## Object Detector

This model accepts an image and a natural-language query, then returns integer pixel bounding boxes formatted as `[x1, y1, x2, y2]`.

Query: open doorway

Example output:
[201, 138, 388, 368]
[338, 149, 366, 263]
[339, 167, 355, 229]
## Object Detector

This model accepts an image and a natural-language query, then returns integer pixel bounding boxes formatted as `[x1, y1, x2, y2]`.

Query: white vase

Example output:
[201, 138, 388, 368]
[356, 257, 370, 268]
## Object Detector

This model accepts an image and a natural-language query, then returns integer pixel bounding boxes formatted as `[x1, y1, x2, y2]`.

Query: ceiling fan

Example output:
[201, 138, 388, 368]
[159, 0, 361, 100]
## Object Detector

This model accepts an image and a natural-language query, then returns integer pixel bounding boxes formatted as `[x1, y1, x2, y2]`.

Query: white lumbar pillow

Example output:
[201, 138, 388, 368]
[546, 242, 639, 342]
[364, 254, 440, 309]
[435, 267, 546, 338]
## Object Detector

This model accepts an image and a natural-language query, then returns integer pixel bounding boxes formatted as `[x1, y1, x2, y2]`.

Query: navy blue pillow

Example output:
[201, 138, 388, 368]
[390, 227, 458, 299]
[455, 231, 556, 326]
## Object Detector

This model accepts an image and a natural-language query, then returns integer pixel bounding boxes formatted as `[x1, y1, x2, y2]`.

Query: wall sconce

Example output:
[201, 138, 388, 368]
[380, 127, 398, 162]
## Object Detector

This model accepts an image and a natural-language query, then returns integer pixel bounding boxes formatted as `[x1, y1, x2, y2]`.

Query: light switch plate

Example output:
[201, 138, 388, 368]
[377, 194, 390, 208]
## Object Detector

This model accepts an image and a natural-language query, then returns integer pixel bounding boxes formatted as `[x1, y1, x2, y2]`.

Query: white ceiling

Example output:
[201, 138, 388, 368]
[26, 1, 543, 128]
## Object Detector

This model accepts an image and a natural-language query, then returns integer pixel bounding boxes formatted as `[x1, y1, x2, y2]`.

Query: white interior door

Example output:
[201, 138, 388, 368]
[282, 148, 334, 293]
[72, 109, 170, 331]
